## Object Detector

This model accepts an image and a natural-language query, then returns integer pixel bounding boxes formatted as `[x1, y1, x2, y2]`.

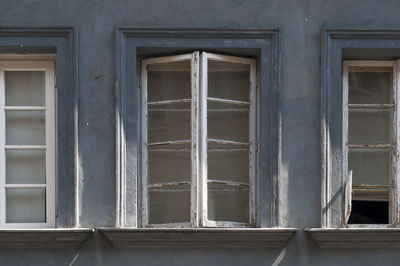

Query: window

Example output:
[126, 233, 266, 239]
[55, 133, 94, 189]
[115, 28, 280, 229]
[141, 52, 256, 227]
[343, 60, 398, 227]
[0, 57, 55, 228]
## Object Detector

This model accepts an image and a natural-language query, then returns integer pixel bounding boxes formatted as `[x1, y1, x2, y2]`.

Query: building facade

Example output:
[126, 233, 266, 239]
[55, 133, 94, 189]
[1, 0, 400, 265]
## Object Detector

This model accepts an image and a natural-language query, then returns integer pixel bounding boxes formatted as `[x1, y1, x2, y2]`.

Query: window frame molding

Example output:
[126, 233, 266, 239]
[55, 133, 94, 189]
[320, 29, 400, 229]
[0, 27, 79, 228]
[115, 28, 282, 228]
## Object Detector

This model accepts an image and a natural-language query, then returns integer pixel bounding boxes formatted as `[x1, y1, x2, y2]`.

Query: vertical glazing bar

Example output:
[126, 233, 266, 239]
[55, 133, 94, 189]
[200, 53, 209, 226]
[0, 66, 5, 227]
[45, 62, 56, 227]
[395, 60, 400, 225]
[141, 60, 149, 227]
[249, 59, 257, 225]
[342, 62, 349, 226]
[191, 52, 200, 227]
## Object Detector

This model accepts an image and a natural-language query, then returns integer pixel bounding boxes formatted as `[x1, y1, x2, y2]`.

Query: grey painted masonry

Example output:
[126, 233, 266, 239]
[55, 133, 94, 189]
[1, 0, 400, 265]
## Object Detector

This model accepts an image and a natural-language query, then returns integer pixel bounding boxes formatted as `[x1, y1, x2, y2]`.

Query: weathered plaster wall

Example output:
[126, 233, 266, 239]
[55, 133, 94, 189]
[1, 0, 400, 265]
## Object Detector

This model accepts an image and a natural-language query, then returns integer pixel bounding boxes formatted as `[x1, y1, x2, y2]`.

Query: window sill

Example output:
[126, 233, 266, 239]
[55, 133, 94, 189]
[98, 227, 297, 248]
[305, 228, 400, 248]
[0, 228, 94, 248]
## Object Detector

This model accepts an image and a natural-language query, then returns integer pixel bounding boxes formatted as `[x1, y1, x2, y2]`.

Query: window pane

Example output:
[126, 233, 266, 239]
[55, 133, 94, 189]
[147, 60, 191, 102]
[6, 188, 46, 223]
[6, 111, 45, 145]
[208, 183, 249, 223]
[208, 60, 250, 102]
[6, 150, 46, 184]
[148, 103, 191, 143]
[148, 185, 190, 224]
[349, 149, 391, 185]
[208, 149, 249, 183]
[5, 71, 46, 106]
[208, 102, 249, 143]
[348, 110, 392, 144]
[148, 144, 191, 184]
[348, 67, 392, 104]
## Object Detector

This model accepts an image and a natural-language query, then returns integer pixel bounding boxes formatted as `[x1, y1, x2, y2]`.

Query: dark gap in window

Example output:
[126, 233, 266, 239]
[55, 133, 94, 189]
[0, 47, 56, 54]
[137, 47, 260, 58]
[348, 200, 388, 224]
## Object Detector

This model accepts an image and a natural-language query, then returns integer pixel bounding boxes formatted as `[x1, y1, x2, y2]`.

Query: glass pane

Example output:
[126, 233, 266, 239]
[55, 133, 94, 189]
[208, 102, 249, 143]
[5, 71, 46, 106]
[348, 110, 392, 144]
[147, 60, 191, 102]
[148, 143, 191, 184]
[208, 183, 249, 223]
[6, 111, 45, 145]
[148, 185, 190, 224]
[348, 67, 392, 104]
[208, 149, 249, 183]
[349, 149, 391, 185]
[208, 60, 250, 102]
[148, 102, 191, 143]
[6, 150, 46, 184]
[6, 188, 46, 223]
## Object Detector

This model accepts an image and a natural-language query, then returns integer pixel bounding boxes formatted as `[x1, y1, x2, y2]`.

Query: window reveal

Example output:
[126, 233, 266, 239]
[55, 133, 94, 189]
[141, 52, 257, 227]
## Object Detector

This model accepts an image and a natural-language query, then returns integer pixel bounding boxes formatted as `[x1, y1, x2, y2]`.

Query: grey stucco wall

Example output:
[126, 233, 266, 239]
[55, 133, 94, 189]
[1, 0, 400, 265]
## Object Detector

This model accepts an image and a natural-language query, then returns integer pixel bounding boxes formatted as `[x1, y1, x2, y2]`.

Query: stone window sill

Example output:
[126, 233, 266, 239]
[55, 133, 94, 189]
[305, 228, 400, 248]
[0, 228, 94, 248]
[98, 227, 297, 248]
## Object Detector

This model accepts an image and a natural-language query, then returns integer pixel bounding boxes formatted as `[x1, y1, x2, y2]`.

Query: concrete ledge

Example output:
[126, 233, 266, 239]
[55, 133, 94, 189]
[98, 228, 297, 248]
[305, 228, 400, 248]
[0, 228, 94, 248]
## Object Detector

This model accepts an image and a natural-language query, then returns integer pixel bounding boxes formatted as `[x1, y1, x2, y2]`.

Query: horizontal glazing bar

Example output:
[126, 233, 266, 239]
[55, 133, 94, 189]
[207, 179, 249, 187]
[148, 148, 191, 152]
[5, 145, 46, 150]
[147, 181, 191, 188]
[348, 104, 395, 109]
[148, 109, 249, 112]
[207, 97, 250, 106]
[5, 184, 46, 188]
[147, 188, 191, 192]
[208, 148, 248, 152]
[352, 185, 393, 189]
[207, 138, 249, 146]
[147, 99, 191, 106]
[147, 140, 191, 147]
[4, 106, 46, 111]
[149, 109, 190, 112]
[347, 144, 393, 149]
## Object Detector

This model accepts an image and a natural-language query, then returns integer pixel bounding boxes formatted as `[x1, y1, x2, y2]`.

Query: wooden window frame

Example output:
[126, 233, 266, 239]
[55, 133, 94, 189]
[0, 57, 56, 228]
[342, 60, 399, 228]
[140, 51, 257, 228]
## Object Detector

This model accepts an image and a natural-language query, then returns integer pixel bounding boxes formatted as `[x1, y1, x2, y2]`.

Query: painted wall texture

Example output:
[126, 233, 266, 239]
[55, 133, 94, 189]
[1, 0, 400, 265]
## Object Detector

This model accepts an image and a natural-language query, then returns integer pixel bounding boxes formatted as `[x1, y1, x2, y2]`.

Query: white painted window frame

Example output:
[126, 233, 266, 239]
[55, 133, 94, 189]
[342, 60, 399, 228]
[141, 51, 256, 228]
[0, 58, 56, 228]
